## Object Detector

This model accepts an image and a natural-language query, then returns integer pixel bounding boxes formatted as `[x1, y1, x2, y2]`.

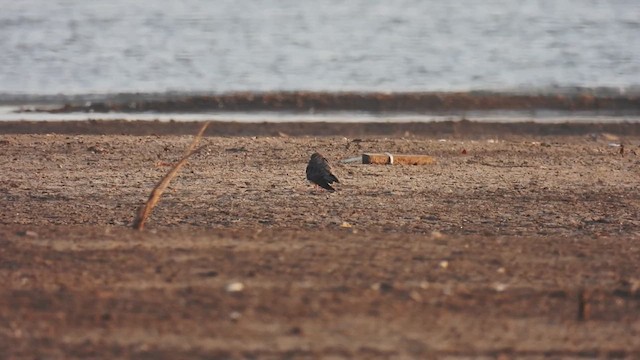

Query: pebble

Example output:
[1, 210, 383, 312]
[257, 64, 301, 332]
[225, 282, 244, 293]
[409, 291, 423, 302]
[229, 311, 242, 321]
[492, 282, 508, 292]
[17, 230, 38, 238]
[371, 282, 393, 292]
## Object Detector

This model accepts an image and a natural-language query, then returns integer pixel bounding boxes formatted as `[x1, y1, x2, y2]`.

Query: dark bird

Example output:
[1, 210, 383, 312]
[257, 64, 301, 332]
[306, 152, 339, 192]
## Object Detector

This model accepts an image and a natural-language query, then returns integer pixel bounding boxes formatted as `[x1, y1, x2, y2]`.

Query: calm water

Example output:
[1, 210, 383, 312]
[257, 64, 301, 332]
[1, 0, 639, 97]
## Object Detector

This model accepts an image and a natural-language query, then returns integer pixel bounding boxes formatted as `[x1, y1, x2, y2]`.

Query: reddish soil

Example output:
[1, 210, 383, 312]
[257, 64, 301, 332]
[1, 121, 639, 359]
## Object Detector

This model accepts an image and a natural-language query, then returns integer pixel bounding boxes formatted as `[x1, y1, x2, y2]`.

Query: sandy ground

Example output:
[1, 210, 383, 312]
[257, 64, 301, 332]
[1, 122, 640, 359]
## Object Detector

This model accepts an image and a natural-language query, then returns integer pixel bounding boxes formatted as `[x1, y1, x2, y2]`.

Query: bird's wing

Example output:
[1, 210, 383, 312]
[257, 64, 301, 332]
[306, 154, 338, 191]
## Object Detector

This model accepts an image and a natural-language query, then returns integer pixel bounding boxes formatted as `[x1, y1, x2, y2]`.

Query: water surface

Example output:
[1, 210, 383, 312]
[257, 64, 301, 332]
[1, 0, 638, 95]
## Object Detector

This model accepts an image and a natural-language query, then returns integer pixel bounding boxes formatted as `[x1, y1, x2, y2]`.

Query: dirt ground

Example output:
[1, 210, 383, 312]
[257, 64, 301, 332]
[1, 120, 640, 359]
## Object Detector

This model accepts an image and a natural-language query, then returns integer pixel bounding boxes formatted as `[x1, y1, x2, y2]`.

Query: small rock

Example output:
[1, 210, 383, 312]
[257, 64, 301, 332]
[371, 282, 394, 292]
[17, 230, 38, 238]
[87, 145, 107, 154]
[492, 282, 508, 292]
[409, 291, 423, 302]
[340, 221, 352, 228]
[229, 311, 242, 321]
[225, 282, 244, 293]
[439, 260, 449, 269]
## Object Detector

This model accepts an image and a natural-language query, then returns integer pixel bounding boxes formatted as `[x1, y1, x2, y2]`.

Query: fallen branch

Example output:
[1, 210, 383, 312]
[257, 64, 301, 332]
[132, 122, 210, 230]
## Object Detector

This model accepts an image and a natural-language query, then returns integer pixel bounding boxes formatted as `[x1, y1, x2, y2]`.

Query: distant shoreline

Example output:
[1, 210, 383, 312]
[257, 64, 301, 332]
[3, 90, 640, 116]
[2, 119, 640, 138]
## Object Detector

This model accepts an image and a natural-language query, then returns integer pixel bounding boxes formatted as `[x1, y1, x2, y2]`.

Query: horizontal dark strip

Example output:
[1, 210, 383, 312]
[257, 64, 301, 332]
[14, 91, 640, 114]
[2, 119, 640, 137]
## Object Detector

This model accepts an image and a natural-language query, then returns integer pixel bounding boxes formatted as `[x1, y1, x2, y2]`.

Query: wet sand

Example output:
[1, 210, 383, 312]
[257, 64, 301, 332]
[1, 120, 640, 358]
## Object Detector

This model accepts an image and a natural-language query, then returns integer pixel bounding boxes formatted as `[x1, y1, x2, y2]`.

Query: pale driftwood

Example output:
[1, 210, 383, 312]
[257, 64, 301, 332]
[132, 122, 209, 230]
[362, 153, 436, 165]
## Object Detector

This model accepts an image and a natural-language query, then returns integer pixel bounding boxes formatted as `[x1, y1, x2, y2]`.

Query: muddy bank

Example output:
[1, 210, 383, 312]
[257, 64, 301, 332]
[2, 225, 640, 359]
[1, 132, 639, 358]
[18, 91, 640, 115]
[2, 119, 640, 137]
[2, 133, 638, 234]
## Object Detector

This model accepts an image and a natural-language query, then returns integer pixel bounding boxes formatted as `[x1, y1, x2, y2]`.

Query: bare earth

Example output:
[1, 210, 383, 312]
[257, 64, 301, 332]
[1, 121, 640, 359]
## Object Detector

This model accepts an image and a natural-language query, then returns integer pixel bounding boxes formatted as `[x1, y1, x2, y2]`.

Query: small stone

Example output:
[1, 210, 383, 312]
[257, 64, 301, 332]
[371, 282, 393, 292]
[492, 282, 508, 292]
[17, 230, 38, 238]
[225, 282, 244, 293]
[229, 311, 242, 321]
[340, 221, 352, 228]
[439, 260, 449, 269]
[87, 145, 107, 154]
[409, 291, 423, 302]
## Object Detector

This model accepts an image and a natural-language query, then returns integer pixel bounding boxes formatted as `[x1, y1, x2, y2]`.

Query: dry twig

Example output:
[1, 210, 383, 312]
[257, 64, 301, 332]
[132, 122, 210, 230]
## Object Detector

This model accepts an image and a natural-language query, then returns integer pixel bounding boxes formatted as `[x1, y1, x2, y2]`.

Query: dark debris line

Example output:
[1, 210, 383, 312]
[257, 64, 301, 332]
[20, 91, 640, 114]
